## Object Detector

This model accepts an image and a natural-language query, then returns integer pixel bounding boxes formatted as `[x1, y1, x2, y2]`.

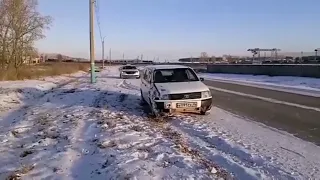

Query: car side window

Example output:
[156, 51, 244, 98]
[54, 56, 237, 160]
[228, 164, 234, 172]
[143, 69, 149, 82]
[186, 69, 198, 81]
[148, 70, 153, 83]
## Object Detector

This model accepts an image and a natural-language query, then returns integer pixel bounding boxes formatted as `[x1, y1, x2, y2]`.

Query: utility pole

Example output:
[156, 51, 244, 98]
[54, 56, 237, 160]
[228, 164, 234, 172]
[89, 0, 96, 83]
[109, 48, 111, 64]
[123, 53, 124, 60]
[102, 36, 106, 68]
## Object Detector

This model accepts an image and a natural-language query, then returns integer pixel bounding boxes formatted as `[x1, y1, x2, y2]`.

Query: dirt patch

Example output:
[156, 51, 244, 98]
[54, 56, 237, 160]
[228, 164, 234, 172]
[62, 89, 76, 94]
[131, 125, 144, 132]
[118, 94, 128, 102]
[97, 140, 117, 149]
[5, 164, 35, 180]
[20, 150, 34, 158]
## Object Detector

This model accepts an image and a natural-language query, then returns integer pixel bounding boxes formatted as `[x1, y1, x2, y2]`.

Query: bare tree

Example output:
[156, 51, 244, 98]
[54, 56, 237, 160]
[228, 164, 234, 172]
[0, 0, 52, 76]
[210, 56, 216, 63]
[57, 54, 63, 62]
[199, 52, 209, 62]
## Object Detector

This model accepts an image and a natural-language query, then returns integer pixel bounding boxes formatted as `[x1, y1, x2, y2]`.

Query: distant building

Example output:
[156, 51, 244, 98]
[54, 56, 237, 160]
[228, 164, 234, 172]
[179, 57, 200, 62]
[22, 56, 40, 65]
[178, 57, 214, 62]
[105, 59, 153, 64]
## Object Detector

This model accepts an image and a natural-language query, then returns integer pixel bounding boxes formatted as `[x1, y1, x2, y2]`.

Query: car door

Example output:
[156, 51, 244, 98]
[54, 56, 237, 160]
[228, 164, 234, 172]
[141, 68, 150, 101]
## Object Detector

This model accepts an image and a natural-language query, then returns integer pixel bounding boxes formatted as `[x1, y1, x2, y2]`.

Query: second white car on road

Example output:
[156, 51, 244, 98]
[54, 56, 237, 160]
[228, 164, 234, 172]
[119, 64, 140, 79]
[140, 65, 212, 116]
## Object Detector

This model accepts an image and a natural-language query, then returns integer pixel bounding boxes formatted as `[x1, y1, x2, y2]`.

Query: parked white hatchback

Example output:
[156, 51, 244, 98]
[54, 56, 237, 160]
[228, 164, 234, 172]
[140, 65, 212, 115]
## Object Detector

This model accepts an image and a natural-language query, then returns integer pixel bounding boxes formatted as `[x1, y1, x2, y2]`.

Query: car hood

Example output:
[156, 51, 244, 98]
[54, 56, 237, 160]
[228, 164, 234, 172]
[155, 81, 209, 94]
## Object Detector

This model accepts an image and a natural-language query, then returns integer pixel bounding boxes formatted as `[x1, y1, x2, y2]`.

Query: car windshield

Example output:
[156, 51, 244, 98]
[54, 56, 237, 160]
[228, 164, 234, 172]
[122, 66, 136, 70]
[153, 68, 199, 83]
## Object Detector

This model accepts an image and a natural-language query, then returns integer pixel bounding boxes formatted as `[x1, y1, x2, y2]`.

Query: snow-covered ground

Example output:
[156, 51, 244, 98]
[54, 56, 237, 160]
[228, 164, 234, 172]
[199, 73, 320, 97]
[0, 66, 319, 179]
[0, 72, 86, 116]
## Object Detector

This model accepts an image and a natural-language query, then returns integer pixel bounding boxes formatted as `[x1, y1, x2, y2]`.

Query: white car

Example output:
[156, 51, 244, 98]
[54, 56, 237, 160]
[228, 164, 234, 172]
[119, 65, 140, 79]
[140, 65, 212, 116]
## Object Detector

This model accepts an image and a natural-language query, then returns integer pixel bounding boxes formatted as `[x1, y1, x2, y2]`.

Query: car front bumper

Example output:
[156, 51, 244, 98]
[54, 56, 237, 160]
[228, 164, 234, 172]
[121, 74, 140, 78]
[154, 97, 213, 113]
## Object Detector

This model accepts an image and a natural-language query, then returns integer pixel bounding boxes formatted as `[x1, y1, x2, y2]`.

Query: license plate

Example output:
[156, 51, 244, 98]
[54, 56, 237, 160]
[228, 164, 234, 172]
[176, 102, 197, 108]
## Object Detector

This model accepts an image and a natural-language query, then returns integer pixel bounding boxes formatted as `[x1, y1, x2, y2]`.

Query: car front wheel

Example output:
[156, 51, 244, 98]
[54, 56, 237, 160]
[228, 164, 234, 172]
[149, 98, 160, 117]
[200, 110, 207, 115]
[140, 90, 146, 104]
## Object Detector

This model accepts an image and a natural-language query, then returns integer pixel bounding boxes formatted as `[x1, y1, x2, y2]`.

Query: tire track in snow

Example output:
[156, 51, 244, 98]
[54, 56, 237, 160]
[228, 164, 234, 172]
[118, 79, 140, 91]
[146, 116, 233, 179]
[168, 116, 299, 180]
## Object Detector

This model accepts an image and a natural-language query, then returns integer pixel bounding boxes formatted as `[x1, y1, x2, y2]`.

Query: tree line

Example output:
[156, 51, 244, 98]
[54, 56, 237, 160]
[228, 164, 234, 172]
[0, 0, 52, 76]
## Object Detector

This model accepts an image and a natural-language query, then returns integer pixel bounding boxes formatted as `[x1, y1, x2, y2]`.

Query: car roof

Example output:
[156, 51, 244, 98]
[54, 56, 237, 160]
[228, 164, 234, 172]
[144, 65, 190, 70]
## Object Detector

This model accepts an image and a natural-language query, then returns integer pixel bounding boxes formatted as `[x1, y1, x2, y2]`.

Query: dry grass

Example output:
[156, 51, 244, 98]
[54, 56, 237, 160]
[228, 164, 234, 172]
[0, 62, 90, 81]
[6, 164, 35, 180]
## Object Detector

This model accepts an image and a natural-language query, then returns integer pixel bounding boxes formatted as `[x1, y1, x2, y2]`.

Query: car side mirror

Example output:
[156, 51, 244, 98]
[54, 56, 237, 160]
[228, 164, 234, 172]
[200, 77, 204, 81]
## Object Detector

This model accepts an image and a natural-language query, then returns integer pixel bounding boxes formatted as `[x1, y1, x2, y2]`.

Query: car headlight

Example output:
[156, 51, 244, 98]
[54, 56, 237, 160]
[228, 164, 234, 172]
[161, 94, 169, 100]
[201, 91, 211, 98]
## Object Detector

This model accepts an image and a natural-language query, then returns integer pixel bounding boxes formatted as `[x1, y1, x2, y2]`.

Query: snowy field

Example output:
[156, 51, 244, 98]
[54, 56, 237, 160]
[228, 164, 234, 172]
[0, 66, 319, 179]
[199, 73, 320, 97]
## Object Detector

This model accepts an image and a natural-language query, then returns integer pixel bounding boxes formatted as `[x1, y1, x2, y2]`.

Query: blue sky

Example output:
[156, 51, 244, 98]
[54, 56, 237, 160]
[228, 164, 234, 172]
[36, 0, 320, 60]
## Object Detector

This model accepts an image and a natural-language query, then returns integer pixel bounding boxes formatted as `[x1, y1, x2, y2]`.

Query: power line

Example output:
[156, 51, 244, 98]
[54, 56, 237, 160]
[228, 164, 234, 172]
[94, 0, 103, 42]
[94, 0, 106, 68]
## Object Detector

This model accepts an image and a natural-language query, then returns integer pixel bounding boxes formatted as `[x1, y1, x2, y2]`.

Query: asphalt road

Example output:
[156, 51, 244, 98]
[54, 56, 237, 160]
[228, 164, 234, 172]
[204, 80, 320, 145]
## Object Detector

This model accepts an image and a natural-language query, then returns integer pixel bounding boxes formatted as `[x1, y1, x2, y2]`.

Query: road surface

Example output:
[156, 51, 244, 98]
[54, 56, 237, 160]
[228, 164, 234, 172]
[204, 80, 320, 145]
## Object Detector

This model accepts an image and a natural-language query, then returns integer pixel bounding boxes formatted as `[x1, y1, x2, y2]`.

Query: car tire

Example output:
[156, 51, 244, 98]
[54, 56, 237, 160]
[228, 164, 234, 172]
[148, 98, 159, 117]
[140, 90, 146, 105]
[200, 110, 207, 115]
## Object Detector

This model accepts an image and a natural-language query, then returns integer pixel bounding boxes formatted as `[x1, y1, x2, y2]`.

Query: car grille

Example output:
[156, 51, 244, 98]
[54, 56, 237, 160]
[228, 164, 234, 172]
[169, 92, 201, 100]
[124, 71, 136, 74]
